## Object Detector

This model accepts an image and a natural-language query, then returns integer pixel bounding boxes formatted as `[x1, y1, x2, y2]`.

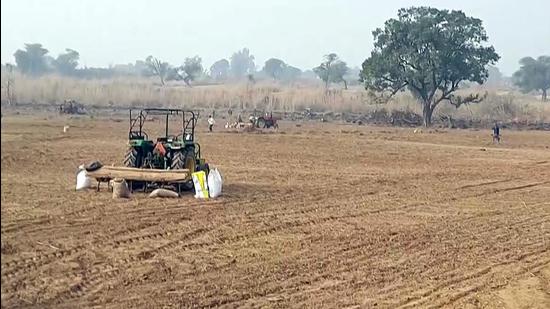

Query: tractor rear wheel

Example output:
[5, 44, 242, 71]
[170, 151, 185, 170]
[123, 147, 138, 167]
[171, 150, 195, 191]
[256, 117, 266, 128]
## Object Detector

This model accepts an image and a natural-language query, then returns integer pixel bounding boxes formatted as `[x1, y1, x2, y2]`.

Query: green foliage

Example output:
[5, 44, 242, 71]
[313, 53, 349, 89]
[263, 58, 286, 80]
[513, 56, 550, 101]
[53, 49, 79, 75]
[281, 65, 302, 82]
[359, 6, 500, 126]
[14, 43, 50, 76]
[210, 59, 230, 81]
[166, 56, 203, 86]
[181, 56, 203, 86]
[230, 48, 255, 78]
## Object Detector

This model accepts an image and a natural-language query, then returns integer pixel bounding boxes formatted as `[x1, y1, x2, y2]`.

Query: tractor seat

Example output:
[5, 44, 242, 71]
[129, 132, 145, 139]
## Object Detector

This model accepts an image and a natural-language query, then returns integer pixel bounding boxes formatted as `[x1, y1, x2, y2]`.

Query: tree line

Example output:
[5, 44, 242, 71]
[10, 44, 356, 88]
[6, 6, 549, 126]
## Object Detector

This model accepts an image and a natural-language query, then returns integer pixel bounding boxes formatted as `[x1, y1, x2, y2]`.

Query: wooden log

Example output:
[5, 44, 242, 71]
[87, 166, 190, 183]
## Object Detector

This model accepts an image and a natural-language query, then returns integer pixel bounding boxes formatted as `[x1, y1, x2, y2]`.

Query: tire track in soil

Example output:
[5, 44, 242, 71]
[193, 209, 550, 307]
[1, 227, 211, 307]
[48, 227, 211, 305]
[308, 212, 550, 305]
[2, 177, 543, 286]
[425, 259, 550, 309]
[0, 217, 206, 291]
[397, 251, 550, 308]
[0, 182, 334, 235]
[169, 210, 547, 307]
[457, 178, 513, 189]
[3, 208, 379, 306]
[371, 215, 550, 300]
[3, 178, 547, 306]
[0, 184, 345, 280]
[185, 188, 547, 305]
[1, 188, 357, 300]
[1, 181, 371, 280]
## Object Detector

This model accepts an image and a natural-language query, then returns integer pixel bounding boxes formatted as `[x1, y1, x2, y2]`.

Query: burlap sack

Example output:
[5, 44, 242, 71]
[149, 188, 179, 198]
[112, 178, 131, 199]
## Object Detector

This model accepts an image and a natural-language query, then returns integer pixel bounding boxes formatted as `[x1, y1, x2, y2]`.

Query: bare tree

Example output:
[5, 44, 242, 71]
[4, 64, 15, 106]
[145, 56, 170, 86]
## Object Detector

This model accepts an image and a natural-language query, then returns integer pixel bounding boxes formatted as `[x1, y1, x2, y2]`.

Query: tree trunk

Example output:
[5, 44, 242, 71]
[543, 89, 548, 102]
[422, 102, 433, 127]
[343, 79, 348, 90]
[159, 75, 165, 86]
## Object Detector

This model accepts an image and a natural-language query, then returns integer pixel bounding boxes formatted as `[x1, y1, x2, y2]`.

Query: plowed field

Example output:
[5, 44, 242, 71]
[2, 115, 549, 308]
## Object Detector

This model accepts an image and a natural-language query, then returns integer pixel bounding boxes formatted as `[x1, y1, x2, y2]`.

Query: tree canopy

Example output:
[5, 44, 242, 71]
[281, 65, 302, 82]
[263, 58, 286, 80]
[313, 53, 349, 89]
[360, 7, 500, 126]
[180, 56, 203, 86]
[230, 48, 255, 78]
[210, 59, 230, 81]
[14, 43, 50, 76]
[512, 56, 550, 101]
[53, 49, 80, 75]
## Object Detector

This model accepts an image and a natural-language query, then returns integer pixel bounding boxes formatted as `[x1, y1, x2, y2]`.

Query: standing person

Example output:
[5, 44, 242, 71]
[208, 115, 215, 132]
[492, 122, 500, 143]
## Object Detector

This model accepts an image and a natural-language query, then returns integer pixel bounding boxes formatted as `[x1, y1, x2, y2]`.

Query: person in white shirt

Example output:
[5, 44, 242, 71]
[208, 115, 215, 132]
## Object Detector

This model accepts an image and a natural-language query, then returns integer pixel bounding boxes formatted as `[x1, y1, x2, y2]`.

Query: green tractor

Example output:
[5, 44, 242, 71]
[123, 108, 208, 189]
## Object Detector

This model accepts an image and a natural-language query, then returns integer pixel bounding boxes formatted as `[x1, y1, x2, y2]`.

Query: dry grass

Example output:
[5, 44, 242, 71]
[2, 72, 549, 122]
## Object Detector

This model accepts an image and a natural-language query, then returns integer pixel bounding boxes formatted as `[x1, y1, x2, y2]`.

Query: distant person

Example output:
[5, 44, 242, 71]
[208, 115, 215, 132]
[492, 122, 500, 143]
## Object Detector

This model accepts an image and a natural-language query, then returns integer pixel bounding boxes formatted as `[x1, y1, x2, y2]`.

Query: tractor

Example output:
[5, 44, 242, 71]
[59, 99, 87, 115]
[123, 108, 208, 189]
[252, 111, 279, 129]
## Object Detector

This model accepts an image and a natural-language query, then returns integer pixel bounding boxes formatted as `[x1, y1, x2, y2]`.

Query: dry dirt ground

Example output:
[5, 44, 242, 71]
[1, 115, 550, 308]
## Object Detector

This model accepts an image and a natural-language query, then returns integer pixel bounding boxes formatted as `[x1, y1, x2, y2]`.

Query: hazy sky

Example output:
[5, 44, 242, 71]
[2, 0, 549, 75]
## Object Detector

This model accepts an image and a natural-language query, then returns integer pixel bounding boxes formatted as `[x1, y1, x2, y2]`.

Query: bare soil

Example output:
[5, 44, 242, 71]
[1, 115, 549, 308]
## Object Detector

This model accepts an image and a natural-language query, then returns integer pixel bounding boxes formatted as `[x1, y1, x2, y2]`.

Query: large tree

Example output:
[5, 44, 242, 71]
[145, 56, 170, 85]
[360, 7, 500, 126]
[230, 48, 255, 78]
[263, 58, 286, 80]
[181, 56, 203, 86]
[210, 59, 230, 81]
[282, 65, 302, 82]
[53, 48, 79, 75]
[512, 56, 550, 101]
[313, 53, 349, 89]
[14, 43, 50, 76]
[166, 56, 203, 86]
